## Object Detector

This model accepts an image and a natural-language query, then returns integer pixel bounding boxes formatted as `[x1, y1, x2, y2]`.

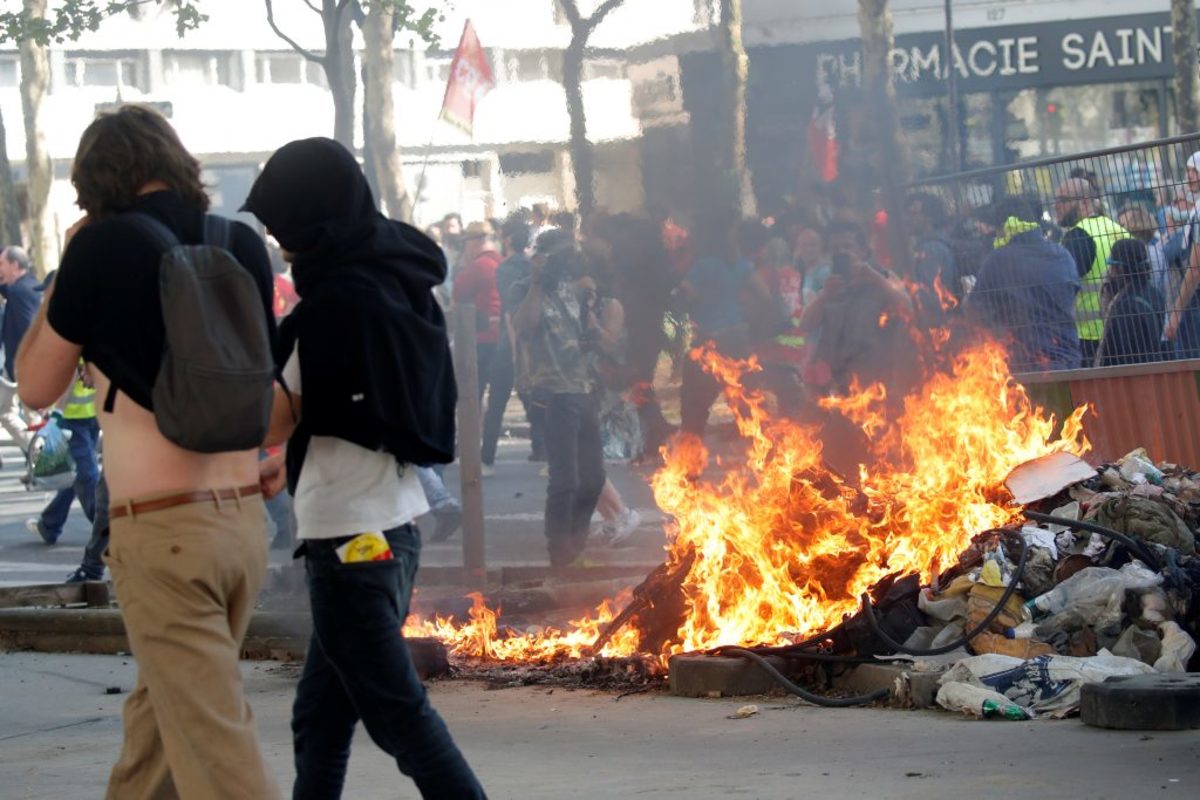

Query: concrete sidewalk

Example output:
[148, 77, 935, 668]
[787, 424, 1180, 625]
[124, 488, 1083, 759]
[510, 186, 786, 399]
[1, 652, 1197, 799]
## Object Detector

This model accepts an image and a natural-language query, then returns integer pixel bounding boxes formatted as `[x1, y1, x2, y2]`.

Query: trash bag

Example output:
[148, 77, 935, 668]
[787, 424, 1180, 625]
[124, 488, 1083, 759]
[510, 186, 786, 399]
[27, 413, 75, 492]
[837, 573, 925, 657]
[1088, 495, 1195, 556]
[939, 651, 1155, 718]
[1154, 621, 1197, 673]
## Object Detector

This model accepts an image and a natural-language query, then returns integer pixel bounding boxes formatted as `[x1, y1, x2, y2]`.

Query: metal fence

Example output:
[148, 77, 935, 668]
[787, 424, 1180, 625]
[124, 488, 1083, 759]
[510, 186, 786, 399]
[910, 133, 1200, 373]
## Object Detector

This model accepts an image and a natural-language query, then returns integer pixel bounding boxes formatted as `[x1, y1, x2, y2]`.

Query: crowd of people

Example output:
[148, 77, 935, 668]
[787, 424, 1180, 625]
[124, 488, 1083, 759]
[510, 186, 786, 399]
[403, 156, 1200, 563]
[3, 97, 1200, 797]
[914, 156, 1200, 373]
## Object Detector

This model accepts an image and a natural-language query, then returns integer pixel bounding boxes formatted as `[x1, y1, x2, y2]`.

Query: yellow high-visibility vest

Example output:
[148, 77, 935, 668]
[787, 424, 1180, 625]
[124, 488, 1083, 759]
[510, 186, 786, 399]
[1073, 215, 1130, 342]
[62, 363, 96, 420]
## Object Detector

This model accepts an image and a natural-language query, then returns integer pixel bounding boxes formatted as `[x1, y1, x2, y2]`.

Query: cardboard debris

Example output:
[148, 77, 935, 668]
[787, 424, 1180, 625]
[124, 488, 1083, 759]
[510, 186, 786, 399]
[1005, 452, 1097, 505]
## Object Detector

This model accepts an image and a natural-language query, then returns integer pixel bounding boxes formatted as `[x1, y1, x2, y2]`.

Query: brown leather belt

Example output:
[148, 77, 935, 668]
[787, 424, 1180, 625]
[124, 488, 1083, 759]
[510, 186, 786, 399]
[110, 484, 262, 519]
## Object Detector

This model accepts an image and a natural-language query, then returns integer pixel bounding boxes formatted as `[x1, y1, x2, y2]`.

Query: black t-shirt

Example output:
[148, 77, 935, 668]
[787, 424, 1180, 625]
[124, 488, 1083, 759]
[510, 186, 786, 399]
[48, 191, 275, 410]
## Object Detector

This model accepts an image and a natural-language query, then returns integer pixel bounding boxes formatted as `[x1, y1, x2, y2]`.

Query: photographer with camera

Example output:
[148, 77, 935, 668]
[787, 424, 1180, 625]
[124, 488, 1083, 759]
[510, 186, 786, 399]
[799, 220, 915, 398]
[511, 231, 606, 568]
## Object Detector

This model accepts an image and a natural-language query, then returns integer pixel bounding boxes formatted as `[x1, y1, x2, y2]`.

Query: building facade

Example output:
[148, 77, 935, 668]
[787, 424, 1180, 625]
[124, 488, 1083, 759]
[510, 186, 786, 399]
[0, 0, 712, 259]
[631, 0, 1199, 218]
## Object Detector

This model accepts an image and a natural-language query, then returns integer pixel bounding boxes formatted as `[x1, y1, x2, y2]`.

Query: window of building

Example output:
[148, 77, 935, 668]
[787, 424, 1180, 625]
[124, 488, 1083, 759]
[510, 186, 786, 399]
[425, 56, 452, 85]
[163, 51, 235, 88]
[1005, 81, 1167, 161]
[65, 56, 141, 90]
[255, 53, 327, 88]
[393, 50, 416, 87]
[499, 151, 555, 175]
[513, 50, 562, 82]
[583, 59, 623, 80]
[461, 160, 486, 179]
[0, 57, 17, 87]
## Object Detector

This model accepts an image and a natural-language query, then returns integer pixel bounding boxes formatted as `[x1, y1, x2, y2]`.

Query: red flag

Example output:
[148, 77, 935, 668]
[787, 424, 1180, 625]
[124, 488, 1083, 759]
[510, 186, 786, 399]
[806, 87, 838, 183]
[439, 20, 495, 136]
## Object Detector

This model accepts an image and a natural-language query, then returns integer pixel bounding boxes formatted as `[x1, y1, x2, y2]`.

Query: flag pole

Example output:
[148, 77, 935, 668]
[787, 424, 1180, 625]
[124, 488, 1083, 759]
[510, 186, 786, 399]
[411, 124, 437, 217]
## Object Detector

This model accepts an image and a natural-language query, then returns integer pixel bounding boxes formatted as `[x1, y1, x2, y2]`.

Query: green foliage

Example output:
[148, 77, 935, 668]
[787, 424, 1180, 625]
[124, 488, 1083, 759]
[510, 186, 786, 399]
[362, 0, 444, 48]
[0, 0, 207, 45]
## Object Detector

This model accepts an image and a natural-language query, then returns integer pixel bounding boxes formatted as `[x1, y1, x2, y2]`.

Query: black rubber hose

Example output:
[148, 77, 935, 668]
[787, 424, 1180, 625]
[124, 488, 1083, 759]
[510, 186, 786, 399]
[713, 646, 891, 707]
[1022, 510, 1162, 571]
[859, 529, 1029, 657]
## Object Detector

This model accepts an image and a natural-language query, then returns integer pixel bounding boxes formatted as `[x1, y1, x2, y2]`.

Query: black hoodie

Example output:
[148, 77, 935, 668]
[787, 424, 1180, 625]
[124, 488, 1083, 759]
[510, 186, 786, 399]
[241, 137, 456, 489]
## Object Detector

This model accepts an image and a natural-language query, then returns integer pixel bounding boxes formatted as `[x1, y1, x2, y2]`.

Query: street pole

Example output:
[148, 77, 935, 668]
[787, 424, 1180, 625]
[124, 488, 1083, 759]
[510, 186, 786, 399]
[453, 303, 487, 590]
[944, 0, 961, 172]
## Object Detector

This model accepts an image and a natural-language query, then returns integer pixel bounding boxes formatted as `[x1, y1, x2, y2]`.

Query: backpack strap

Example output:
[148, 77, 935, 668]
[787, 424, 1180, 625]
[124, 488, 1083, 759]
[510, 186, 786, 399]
[203, 214, 233, 251]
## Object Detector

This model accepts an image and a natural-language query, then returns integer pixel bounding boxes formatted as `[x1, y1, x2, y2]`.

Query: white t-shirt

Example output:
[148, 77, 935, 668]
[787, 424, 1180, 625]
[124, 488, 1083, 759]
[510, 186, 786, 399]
[283, 345, 429, 540]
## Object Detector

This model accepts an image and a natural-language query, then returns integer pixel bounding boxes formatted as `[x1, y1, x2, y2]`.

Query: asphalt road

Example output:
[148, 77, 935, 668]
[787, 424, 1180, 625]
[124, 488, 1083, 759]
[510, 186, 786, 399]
[2, 652, 1197, 800]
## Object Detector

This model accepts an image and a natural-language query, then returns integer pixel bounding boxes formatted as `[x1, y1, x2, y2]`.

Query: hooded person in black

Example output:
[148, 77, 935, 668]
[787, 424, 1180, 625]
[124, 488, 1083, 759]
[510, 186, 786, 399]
[245, 137, 486, 800]
[243, 136, 456, 486]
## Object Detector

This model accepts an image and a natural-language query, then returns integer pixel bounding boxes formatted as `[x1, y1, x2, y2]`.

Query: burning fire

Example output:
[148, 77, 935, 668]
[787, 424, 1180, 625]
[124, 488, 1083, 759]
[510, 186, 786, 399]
[404, 338, 1089, 664]
[404, 591, 642, 660]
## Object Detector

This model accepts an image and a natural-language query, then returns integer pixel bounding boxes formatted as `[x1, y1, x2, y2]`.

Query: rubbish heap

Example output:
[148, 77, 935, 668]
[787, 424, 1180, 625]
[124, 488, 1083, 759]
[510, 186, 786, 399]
[890, 448, 1200, 720]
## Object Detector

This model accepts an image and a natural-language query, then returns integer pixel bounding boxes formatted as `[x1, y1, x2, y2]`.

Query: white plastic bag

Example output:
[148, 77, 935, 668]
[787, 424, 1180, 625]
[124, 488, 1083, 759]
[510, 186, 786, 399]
[1154, 622, 1197, 673]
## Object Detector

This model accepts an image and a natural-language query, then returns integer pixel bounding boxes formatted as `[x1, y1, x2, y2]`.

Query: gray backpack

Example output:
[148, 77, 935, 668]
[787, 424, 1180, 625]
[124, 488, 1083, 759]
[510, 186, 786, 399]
[109, 213, 274, 453]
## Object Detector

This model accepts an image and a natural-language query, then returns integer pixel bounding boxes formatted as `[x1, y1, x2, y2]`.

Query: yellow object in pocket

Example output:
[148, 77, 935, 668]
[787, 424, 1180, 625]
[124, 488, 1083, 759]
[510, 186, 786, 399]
[336, 532, 393, 563]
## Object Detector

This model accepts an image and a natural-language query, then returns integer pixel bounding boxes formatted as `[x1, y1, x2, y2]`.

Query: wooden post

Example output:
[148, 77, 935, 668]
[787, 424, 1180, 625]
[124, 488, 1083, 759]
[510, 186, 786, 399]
[453, 303, 487, 589]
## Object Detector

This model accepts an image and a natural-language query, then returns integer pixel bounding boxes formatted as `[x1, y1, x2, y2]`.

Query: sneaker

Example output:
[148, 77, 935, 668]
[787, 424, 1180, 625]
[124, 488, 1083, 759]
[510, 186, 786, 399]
[606, 508, 642, 547]
[65, 567, 101, 584]
[430, 504, 464, 542]
[480, 464, 495, 478]
[538, 465, 549, 478]
[592, 520, 615, 545]
[26, 517, 58, 546]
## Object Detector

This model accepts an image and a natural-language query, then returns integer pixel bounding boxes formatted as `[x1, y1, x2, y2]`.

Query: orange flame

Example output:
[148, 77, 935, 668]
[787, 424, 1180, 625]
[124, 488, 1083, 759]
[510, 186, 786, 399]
[933, 273, 960, 312]
[403, 337, 1089, 664]
[403, 591, 641, 662]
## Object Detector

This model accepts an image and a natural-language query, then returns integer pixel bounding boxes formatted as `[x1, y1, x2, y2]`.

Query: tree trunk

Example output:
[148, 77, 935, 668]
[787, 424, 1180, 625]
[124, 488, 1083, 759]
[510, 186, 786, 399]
[363, 5, 412, 221]
[1173, 0, 1199, 135]
[0, 107, 22, 245]
[19, 0, 52, 276]
[857, 0, 911, 277]
[717, 0, 756, 219]
[323, 0, 356, 150]
[563, 37, 593, 220]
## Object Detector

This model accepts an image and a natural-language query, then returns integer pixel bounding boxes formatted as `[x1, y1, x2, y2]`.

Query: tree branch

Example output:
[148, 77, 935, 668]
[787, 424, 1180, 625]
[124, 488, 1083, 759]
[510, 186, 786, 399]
[264, 0, 325, 64]
[301, 0, 322, 15]
[587, 0, 626, 29]
[556, 0, 583, 30]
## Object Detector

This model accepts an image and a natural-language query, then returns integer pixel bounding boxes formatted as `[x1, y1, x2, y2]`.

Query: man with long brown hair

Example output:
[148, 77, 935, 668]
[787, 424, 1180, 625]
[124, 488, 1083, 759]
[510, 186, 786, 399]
[15, 104, 281, 798]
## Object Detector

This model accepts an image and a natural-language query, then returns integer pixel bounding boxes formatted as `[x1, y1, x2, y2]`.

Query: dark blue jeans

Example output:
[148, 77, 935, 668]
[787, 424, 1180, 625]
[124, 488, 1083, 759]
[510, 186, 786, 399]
[544, 393, 606, 567]
[292, 525, 486, 800]
[40, 417, 100, 539]
[77, 474, 109, 579]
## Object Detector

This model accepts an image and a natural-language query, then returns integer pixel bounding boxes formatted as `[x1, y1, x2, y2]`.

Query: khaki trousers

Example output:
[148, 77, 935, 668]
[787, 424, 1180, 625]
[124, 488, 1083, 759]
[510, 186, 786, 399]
[103, 491, 280, 800]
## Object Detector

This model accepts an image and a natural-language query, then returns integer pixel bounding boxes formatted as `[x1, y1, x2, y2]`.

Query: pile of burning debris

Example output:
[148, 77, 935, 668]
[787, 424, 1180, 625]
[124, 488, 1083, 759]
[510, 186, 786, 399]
[405, 340, 1200, 719]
